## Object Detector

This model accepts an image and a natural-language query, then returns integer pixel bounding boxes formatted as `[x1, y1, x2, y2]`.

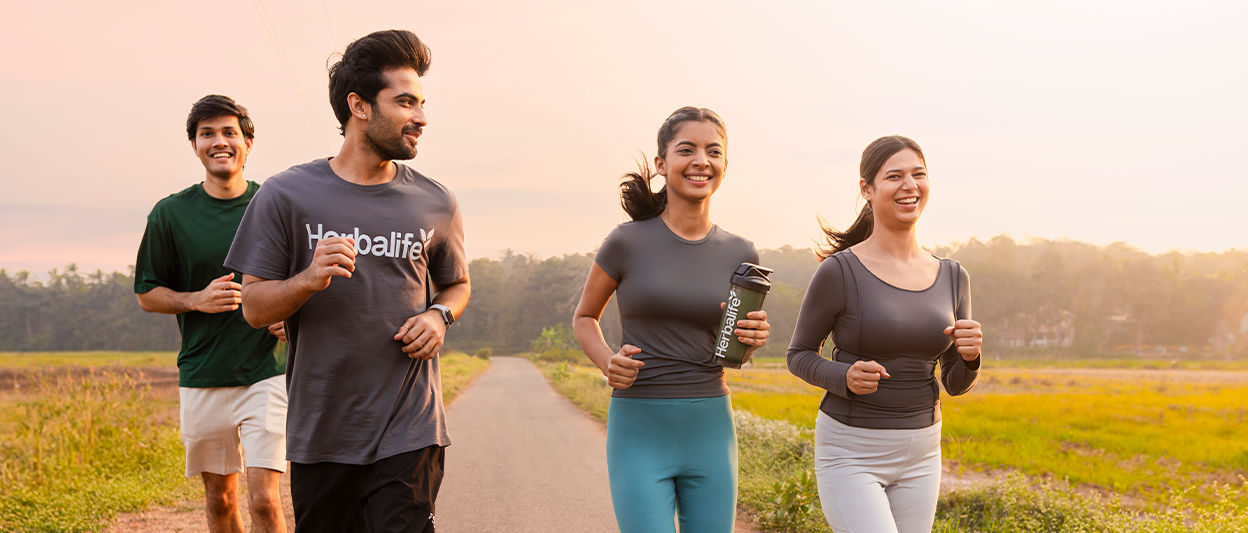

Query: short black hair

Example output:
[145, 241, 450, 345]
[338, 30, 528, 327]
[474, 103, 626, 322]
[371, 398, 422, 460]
[185, 95, 255, 141]
[328, 30, 432, 135]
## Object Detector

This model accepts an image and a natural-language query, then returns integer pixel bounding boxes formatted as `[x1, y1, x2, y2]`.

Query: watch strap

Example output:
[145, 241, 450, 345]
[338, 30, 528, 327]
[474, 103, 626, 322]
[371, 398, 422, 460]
[429, 304, 455, 326]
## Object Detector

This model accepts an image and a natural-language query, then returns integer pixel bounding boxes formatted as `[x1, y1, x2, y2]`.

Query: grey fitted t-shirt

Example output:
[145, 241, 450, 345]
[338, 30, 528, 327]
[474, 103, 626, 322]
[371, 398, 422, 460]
[224, 159, 468, 464]
[786, 249, 979, 429]
[595, 216, 759, 399]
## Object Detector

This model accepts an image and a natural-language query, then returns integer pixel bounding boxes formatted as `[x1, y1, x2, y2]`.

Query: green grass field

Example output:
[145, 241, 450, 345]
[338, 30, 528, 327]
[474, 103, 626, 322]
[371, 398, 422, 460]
[0, 350, 490, 533]
[732, 361, 1248, 509]
[534, 354, 1248, 531]
[0, 351, 178, 369]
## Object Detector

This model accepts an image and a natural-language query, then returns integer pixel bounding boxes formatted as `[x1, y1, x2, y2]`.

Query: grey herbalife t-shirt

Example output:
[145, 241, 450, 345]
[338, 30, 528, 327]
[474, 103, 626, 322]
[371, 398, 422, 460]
[595, 216, 759, 398]
[225, 159, 468, 465]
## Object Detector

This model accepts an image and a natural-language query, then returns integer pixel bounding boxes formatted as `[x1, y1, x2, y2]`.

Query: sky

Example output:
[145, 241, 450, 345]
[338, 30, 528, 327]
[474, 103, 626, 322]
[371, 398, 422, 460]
[1, 0, 1245, 274]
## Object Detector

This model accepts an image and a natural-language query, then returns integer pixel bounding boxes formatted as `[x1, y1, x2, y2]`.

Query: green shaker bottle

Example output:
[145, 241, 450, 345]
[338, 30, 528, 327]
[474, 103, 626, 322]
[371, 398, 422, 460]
[714, 262, 774, 368]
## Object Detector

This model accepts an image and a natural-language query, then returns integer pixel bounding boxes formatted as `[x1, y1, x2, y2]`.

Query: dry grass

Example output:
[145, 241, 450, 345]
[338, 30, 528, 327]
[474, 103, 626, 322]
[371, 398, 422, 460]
[0, 351, 491, 532]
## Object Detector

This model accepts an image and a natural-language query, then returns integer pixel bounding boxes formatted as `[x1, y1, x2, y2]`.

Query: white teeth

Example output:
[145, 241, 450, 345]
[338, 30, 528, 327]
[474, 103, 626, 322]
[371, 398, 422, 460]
[211, 153, 231, 159]
[685, 175, 710, 182]
[896, 197, 918, 204]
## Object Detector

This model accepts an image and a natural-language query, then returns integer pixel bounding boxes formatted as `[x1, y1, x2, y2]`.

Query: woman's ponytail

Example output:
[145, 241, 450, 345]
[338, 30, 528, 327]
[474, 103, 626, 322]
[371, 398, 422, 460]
[816, 203, 873, 259]
[619, 160, 667, 221]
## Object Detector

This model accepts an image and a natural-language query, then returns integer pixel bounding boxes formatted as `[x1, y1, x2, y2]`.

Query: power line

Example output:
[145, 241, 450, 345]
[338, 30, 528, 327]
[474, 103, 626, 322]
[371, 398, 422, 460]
[251, 0, 332, 154]
[320, 0, 339, 48]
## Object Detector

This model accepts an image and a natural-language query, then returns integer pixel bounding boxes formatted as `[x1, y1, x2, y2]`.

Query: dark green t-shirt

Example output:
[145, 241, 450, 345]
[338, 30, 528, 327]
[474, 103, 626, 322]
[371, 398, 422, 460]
[134, 181, 282, 388]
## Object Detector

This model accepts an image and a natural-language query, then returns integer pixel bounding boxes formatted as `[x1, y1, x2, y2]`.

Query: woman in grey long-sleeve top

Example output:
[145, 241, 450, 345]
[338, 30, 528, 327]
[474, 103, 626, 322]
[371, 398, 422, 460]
[787, 135, 984, 533]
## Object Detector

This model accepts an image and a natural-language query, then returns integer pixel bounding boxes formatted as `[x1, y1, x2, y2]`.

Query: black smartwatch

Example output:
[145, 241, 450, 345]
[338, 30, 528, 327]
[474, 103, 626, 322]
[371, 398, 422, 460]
[429, 304, 455, 326]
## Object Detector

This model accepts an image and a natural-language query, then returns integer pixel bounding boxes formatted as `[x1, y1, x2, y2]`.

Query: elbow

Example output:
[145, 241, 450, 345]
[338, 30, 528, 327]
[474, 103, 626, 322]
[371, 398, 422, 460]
[784, 346, 810, 375]
[238, 281, 268, 328]
[571, 314, 596, 336]
[241, 305, 266, 329]
[944, 379, 977, 397]
[135, 293, 155, 313]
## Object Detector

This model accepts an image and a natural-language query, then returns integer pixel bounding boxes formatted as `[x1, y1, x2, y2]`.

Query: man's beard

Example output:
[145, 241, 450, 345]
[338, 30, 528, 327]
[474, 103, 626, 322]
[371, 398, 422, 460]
[364, 115, 418, 161]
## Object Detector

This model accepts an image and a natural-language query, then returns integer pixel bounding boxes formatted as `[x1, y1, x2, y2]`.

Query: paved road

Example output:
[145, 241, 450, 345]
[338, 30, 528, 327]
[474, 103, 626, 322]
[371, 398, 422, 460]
[437, 356, 617, 532]
[109, 356, 759, 532]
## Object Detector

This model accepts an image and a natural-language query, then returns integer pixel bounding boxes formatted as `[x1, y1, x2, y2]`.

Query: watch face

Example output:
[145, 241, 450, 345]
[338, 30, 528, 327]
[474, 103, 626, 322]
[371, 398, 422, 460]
[433, 305, 454, 325]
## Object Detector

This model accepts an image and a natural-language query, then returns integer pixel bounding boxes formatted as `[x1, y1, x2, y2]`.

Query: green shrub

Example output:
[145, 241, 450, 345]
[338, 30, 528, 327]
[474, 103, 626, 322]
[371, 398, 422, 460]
[533, 361, 610, 422]
[735, 411, 830, 532]
[473, 347, 492, 359]
[757, 470, 821, 532]
[936, 473, 1248, 533]
[551, 362, 571, 382]
[528, 324, 590, 364]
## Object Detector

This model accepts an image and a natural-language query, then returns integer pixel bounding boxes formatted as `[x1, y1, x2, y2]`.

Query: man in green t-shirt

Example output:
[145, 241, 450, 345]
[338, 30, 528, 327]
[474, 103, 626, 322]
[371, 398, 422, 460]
[134, 95, 288, 533]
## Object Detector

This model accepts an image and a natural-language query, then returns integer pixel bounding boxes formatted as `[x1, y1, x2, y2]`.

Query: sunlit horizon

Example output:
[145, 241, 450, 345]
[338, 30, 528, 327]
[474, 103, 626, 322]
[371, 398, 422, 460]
[3, 1, 1245, 275]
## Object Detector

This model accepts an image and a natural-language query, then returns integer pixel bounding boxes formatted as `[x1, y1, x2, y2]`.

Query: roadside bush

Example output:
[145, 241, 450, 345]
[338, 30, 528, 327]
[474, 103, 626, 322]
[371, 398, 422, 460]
[735, 411, 829, 532]
[532, 360, 610, 422]
[473, 347, 492, 359]
[935, 473, 1248, 532]
[529, 324, 588, 364]
[757, 470, 820, 532]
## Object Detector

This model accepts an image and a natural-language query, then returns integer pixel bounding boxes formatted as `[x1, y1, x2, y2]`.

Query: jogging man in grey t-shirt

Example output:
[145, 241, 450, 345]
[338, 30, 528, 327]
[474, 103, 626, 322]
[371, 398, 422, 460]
[225, 30, 470, 532]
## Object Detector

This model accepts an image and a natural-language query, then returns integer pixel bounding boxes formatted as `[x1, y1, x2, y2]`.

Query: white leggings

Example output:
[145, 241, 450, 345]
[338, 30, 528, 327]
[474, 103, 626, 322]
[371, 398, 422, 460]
[814, 411, 942, 533]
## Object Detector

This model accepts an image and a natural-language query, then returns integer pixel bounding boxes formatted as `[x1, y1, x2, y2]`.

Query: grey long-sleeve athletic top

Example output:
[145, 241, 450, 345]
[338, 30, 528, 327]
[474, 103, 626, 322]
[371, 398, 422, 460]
[786, 250, 980, 429]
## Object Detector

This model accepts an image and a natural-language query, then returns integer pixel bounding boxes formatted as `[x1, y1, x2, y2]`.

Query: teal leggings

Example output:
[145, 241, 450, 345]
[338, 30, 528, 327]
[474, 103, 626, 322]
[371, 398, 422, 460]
[606, 395, 737, 533]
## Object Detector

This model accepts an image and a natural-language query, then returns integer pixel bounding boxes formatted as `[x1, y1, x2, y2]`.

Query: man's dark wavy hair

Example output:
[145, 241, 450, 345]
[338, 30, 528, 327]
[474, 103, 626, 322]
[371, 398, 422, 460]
[328, 29, 431, 135]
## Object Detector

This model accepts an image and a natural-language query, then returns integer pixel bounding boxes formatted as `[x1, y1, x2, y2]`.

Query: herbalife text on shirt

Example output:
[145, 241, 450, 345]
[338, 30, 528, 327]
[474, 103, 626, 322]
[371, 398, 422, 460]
[306, 224, 435, 260]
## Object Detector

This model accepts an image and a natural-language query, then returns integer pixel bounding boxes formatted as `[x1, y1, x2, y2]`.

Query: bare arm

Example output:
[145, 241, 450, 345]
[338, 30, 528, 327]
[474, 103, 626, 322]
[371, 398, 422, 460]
[572, 263, 644, 389]
[573, 263, 620, 373]
[432, 276, 471, 320]
[393, 274, 471, 360]
[239, 236, 357, 327]
[240, 274, 315, 327]
[136, 273, 240, 315]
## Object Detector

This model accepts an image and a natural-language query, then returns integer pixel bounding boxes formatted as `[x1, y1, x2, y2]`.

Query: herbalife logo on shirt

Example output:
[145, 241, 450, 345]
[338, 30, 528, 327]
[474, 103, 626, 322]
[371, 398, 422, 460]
[306, 223, 435, 260]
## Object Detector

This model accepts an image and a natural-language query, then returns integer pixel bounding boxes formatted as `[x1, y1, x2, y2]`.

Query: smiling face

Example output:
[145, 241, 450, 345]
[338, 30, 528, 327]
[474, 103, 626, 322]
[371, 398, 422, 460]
[361, 67, 427, 161]
[862, 148, 928, 227]
[654, 120, 727, 203]
[191, 115, 253, 181]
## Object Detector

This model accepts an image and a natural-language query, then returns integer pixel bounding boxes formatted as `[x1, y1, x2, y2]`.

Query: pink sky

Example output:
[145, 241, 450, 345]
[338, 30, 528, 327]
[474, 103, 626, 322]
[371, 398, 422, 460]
[2, 1, 1245, 274]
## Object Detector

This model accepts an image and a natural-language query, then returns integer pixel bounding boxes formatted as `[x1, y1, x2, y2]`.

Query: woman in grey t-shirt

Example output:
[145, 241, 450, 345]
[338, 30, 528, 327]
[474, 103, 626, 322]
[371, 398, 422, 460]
[572, 107, 772, 532]
[787, 136, 985, 533]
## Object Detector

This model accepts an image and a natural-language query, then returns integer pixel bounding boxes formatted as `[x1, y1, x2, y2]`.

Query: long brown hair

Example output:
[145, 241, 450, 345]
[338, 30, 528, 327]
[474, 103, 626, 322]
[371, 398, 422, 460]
[817, 135, 926, 259]
[619, 107, 727, 221]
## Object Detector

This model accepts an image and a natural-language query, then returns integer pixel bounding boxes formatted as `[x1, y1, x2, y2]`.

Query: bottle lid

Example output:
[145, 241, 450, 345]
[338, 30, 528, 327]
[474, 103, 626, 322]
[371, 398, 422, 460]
[731, 262, 774, 293]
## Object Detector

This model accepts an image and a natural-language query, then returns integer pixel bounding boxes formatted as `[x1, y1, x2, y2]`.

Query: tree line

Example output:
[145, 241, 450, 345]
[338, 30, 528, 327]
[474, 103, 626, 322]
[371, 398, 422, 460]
[2, 237, 1245, 358]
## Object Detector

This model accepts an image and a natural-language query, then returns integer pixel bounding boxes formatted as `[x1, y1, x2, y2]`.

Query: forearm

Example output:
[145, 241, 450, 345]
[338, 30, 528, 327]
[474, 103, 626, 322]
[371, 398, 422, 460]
[240, 274, 316, 328]
[940, 350, 981, 396]
[786, 347, 852, 398]
[573, 316, 614, 374]
[135, 286, 198, 314]
[430, 277, 471, 319]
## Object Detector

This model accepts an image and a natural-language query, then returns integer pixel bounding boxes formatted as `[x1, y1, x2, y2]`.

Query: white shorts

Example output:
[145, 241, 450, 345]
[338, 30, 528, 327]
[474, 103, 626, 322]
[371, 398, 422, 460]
[814, 411, 942, 533]
[179, 374, 288, 478]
